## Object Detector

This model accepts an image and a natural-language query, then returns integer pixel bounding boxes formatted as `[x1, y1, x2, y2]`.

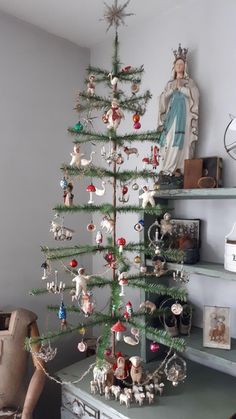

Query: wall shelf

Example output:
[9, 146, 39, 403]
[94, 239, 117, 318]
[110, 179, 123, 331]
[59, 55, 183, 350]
[184, 326, 236, 377]
[154, 187, 236, 200]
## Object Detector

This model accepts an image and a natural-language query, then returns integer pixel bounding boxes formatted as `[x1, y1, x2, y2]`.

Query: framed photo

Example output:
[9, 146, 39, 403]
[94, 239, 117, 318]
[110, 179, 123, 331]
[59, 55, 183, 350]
[203, 306, 231, 350]
[62, 390, 99, 418]
[170, 218, 201, 249]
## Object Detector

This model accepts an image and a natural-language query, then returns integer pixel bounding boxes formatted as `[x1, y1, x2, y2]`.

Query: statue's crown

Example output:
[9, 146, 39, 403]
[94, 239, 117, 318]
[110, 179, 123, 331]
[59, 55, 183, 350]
[173, 43, 188, 62]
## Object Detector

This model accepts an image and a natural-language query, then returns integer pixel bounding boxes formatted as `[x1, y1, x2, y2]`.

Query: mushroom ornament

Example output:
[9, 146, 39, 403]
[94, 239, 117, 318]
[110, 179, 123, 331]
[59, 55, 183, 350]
[111, 320, 126, 341]
[117, 237, 126, 253]
[86, 183, 96, 204]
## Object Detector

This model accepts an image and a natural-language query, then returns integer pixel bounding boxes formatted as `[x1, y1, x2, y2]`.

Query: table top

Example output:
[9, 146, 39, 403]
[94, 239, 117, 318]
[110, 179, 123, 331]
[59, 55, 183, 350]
[57, 355, 236, 419]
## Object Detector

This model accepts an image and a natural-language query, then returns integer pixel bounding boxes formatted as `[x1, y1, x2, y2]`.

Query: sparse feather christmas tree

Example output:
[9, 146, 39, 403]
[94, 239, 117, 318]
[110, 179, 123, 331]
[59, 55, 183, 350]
[27, 0, 188, 394]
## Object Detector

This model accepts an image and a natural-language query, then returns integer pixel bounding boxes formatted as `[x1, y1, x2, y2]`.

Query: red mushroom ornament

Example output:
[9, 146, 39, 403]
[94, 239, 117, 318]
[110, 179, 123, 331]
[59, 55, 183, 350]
[86, 183, 96, 204]
[117, 237, 126, 254]
[111, 320, 126, 341]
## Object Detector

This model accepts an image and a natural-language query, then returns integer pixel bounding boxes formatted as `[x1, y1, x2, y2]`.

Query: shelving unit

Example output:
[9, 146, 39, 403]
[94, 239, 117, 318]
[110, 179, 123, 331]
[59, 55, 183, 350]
[143, 187, 236, 373]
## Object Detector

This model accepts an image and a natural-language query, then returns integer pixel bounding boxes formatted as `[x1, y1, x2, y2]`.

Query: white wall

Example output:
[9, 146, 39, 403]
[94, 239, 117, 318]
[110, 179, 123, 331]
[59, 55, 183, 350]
[0, 11, 91, 344]
[90, 0, 236, 336]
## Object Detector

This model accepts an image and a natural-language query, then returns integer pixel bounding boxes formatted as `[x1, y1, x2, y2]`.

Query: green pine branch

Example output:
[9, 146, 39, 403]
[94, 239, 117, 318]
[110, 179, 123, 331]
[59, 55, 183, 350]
[53, 203, 167, 216]
[67, 129, 161, 145]
[61, 164, 156, 181]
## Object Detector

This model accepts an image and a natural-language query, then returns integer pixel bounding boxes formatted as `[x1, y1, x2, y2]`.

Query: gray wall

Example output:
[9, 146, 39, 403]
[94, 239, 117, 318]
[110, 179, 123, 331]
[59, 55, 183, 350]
[90, 0, 236, 336]
[0, 11, 91, 418]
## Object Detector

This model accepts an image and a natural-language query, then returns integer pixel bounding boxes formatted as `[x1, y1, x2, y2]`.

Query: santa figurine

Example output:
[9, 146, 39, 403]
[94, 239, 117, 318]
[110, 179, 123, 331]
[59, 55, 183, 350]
[113, 352, 130, 387]
[105, 99, 124, 130]
[87, 74, 96, 96]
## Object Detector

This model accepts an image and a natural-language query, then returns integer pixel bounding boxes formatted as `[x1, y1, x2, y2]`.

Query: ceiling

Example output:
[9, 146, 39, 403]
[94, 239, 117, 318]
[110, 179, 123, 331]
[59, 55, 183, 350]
[0, 0, 189, 48]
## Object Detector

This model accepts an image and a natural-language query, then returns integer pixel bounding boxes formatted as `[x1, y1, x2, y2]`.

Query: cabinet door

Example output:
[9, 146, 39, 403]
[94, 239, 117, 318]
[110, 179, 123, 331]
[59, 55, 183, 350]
[61, 406, 78, 419]
[62, 387, 99, 418]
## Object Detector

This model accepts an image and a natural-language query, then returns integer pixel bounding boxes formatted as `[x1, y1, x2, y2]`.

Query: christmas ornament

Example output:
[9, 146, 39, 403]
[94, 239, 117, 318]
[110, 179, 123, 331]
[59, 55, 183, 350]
[102, 113, 109, 124]
[150, 341, 160, 353]
[63, 182, 74, 207]
[86, 183, 96, 204]
[69, 259, 78, 268]
[87, 222, 96, 232]
[134, 219, 144, 232]
[117, 237, 126, 253]
[41, 261, 50, 280]
[124, 327, 139, 345]
[142, 145, 160, 169]
[94, 181, 106, 196]
[87, 74, 96, 96]
[139, 186, 155, 209]
[104, 347, 112, 356]
[121, 65, 132, 72]
[73, 121, 83, 132]
[118, 272, 128, 296]
[123, 146, 138, 159]
[132, 182, 139, 191]
[171, 302, 183, 315]
[125, 301, 133, 317]
[60, 176, 68, 190]
[160, 212, 173, 239]
[115, 152, 124, 165]
[81, 151, 95, 167]
[50, 215, 74, 241]
[164, 352, 187, 386]
[100, 215, 114, 233]
[111, 320, 126, 341]
[133, 121, 141, 129]
[47, 270, 65, 294]
[139, 300, 156, 314]
[131, 81, 140, 95]
[78, 340, 88, 352]
[173, 262, 190, 283]
[80, 292, 95, 317]
[148, 219, 161, 254]
[134, 255, 141, 264]
[118, 184, 129, 203]
[102, 0, 134, 32]
[133, 113, 140, 123]
[152, 254, 167, 277]
[105, 99, 125, 130]
[70, 144, 82, 168]
[104, 251, 115, 267]
[108, 72, 119, 91]
[58, 300, 67, 328]
[31, 341, 57, 363]
[72, 267, 91, 299]
[95, 230, 103, 246]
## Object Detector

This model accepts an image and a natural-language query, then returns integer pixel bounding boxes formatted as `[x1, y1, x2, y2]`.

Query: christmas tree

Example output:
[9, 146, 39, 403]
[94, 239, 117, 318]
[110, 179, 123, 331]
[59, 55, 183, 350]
[27, 0, 188, 391]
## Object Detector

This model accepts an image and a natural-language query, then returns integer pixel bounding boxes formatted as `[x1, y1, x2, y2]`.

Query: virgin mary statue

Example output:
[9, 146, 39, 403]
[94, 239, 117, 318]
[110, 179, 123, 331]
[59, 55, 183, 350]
[157, 44, 199, 176]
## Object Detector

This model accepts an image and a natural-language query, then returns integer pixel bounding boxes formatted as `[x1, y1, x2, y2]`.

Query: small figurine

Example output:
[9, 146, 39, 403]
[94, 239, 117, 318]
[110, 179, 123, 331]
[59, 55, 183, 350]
[160, 212, 173, 239]
[113, 352, 130, 383]
[100, 215, 115, 234]
[95, 181, 106, 197]
[80, 292, 94, 317]
[87, 74, 96, 96]
[81, 151, 95, 166]
[129, 356, 143, 384]
[70, 144, 83, 168]
[139, 186, 155, 208]
[63, 182, 74, 207]
[105, 99, 124, 130]
[95, 230, 103, 246]
[72, 267, 91, 299]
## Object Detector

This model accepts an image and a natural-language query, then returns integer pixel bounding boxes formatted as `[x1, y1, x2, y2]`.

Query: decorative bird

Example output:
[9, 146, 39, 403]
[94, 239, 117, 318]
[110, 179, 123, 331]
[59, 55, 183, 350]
[81, 151, 95, 167]
[95, 181, 106, 196]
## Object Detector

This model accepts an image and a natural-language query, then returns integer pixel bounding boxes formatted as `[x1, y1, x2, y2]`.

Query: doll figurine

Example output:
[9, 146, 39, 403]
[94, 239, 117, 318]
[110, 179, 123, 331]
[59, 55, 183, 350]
[139, 186, 155, 208]
[64, 182, 74, 207]
[87, 74, 96, 96]
[105, 99, 124, 130]
[72, 268, 91, 299]
[70, 144, 83, 168]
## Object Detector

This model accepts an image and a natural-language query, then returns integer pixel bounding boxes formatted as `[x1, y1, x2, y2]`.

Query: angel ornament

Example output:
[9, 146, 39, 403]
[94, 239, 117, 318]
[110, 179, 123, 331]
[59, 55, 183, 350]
[160, 212, 173, 239]
[139, 186, 155, 209]
[72, 268, 91, 300]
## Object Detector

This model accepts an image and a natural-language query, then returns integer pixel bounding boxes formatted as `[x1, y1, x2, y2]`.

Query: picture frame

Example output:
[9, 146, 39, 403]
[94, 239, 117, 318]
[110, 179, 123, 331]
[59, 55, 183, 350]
[170, 218, 201, 249]
[203, 305, 231, 350]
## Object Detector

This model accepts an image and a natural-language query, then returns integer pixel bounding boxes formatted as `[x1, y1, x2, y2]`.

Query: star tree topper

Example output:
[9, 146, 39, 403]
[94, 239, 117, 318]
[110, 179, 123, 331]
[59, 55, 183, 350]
[102, 0, 134, 32]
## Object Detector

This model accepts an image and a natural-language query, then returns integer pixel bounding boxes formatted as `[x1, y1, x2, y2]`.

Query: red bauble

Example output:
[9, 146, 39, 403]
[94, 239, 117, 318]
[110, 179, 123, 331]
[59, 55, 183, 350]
[133, 113, 140, 123]
[122, 185, 128, 195]
[150, 341, 160, 352]
[133, 121, 141, 129]
[70, 259, 78, 268]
